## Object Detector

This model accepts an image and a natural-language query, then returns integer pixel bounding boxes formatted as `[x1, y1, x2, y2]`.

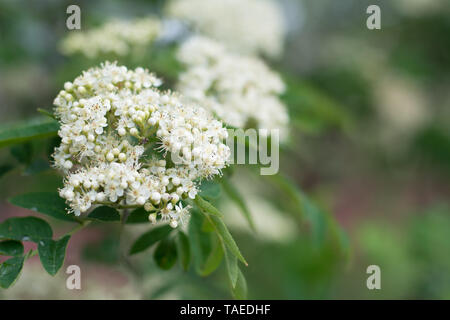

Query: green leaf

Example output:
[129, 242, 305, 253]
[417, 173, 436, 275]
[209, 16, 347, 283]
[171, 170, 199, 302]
[38, 235, 70, 276]
[200, 235, 224, 276]
[88, 206, 120, 222]
[176, 231, 191, 271]
[224, 248, 238, 288]
[10, 142, 33, 165]
[188, 210, 213, 274]
[231, 267, 247, 300]
[0, 117, 59, 149]
[194, 195, 223, 217]
[129, 225, 172, 255]
[336, 226, 350, 259]
[300, 193, 327, 246]
[199, 212, 247, 266]
[9, 192, 79, 223]
[221, 178, 255, 231]
[0, 256, 25, 289]
[0, 240, 24, 256]
[153, 238, 177, 270]
[37, 108, 56, 120]
[126, 208, 150, 224]
[0, 216, 52, 242]
[201, 216, 215, 233]
[199, 180, 221, 200]
[24, 159, 50, 175]
[266, 173, 328, 247]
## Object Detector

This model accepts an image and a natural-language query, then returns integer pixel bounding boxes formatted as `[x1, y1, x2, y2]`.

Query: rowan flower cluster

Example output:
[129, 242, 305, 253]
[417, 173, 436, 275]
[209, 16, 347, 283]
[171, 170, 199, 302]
[60, 17, 161, 58]
[167, 0, 286, 58]
[176, 36, 289, 136]
[53, 62, 230, 227]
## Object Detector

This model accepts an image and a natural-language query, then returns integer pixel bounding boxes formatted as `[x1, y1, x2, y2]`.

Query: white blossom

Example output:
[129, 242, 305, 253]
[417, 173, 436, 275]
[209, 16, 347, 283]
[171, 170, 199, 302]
[177, 36, 289, 137]
[54, 62, 230, 227]
[60, 17, 161, 58]
[167, 0, 286, 58]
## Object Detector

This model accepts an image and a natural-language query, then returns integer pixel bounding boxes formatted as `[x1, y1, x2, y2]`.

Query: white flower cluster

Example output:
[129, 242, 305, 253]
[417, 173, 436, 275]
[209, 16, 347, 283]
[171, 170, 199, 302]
[53, 62, 230, 227]
[60, 17, 161, 58]
[167, 0, 286, 58]
[176, 36, 289, 135]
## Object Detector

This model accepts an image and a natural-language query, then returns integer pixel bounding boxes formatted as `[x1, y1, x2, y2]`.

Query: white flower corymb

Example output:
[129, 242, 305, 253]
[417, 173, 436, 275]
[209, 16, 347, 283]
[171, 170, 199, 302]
[53, 62, 230, 227]
[177, 36, 289, 137]
[60, 17, 161, 58]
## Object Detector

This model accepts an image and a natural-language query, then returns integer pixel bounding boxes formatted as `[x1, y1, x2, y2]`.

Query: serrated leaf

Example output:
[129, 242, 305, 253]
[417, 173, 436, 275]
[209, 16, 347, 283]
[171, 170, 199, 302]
[0, 117, 59, 149]
[153, 238, 177, 270]
[129, 225, 172, 255]
[0, 216, 52, 242]
[221, 178, 255, 231]
[224, 247, 238, 288]
[188, 210, 213, 274]
[88, 206, 120, 222]
[0, 240, 24, 256]
[176, 231, 191, 271]
[231, 267, 247, 300]
[194, 196, 223, 217]
[9, 192, 79, 223]
[0, 256, 25, 289]
[125, 208, 150, 224]
[38, 235, 70, 276]
[200, 236, 224, 276]
[198, 211, 247, 266]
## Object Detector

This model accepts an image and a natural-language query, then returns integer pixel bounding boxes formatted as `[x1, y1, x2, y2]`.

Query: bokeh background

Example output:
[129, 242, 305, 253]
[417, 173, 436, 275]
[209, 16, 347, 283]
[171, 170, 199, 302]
[0, 0, 449, 299]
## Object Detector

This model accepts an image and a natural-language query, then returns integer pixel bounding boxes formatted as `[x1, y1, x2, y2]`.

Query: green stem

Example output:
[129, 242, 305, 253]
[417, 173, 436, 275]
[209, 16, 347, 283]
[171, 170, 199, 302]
[95, 201, 141, 210]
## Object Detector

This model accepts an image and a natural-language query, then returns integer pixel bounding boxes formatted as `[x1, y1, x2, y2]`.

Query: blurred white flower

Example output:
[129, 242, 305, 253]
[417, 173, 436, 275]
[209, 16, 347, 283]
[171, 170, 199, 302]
[53, 62, 230, 227]
[375, 73, 429, 134]
[167, 0, 286, 58]
[60, 17, 161, 58]
[177, 36, 289, 137]
[395, 0, 447, 16]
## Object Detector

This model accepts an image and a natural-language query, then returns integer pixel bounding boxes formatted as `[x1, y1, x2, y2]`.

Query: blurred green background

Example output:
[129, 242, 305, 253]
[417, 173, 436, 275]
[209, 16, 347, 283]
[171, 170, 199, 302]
[0, 0, 449, 299]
